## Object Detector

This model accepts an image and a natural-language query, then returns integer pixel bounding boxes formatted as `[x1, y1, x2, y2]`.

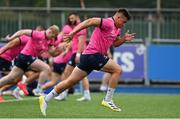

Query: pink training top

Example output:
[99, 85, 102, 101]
[83, 17, 121, 55]
[72, 24, 87, 54]
[53, 25, 73, 47]
[63, 25, 73, 34]
[0, 35, 30, 61]
[21, 30, 55, 57]
[53, 25, 73, 64]
[53, 48, 72, 64]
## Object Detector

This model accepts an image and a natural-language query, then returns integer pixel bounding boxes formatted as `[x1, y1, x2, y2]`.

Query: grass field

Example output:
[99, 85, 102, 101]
[0, 93, 180, 118]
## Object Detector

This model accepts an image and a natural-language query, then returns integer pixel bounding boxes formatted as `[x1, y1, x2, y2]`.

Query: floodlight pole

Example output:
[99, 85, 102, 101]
[156, 0, 161, 40]
[46, 0, 51, 27]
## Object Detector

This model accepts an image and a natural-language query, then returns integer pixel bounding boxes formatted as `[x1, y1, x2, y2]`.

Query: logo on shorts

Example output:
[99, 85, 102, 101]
[69, 61, 72, 65]
[99, 63, 103, 67]
[104, 56, 108, 59]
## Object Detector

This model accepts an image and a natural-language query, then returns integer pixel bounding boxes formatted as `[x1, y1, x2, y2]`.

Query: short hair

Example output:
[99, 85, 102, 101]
[66, 12, 79, 25]
[68, 12, 79, 17]
[49, 25, 59, 35]
[35, 25, 45, 31]
[117, 8, 131, 20]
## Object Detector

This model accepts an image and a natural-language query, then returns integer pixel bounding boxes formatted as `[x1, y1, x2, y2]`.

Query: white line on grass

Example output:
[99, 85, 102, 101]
[2, 97, 38, 103]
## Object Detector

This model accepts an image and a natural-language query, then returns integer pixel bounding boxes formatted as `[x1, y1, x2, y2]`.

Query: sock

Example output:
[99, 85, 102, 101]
[63, 89, 68, 97]
[37, 83, 43, 90]
[105, 87, 115, 102]
[22, 75, 27, 84]
[84, 90, 91, 99]
[44, 89, 58, 102]
[14, 87, 20, 92]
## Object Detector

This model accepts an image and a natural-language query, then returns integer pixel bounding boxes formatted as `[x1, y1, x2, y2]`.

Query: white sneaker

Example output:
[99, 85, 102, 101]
[54, 93, 66, 101]
[12, 89, 23, 100]
[76, 96, 91, 101]
[33, 88, 44, 96]
[39, 96, 48, 117]
[100, 85, 108, 92]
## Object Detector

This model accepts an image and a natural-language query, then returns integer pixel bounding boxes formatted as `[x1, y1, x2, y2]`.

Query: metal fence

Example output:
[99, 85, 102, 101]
[0, 7, 180, 42]
[0, 7, 180, 85]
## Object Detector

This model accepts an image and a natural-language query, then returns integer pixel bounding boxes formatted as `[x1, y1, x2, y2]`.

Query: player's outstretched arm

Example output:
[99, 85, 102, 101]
[0, 38, 21, 55]
[6, 29, 32, 41]
[64, 17, 101, 42]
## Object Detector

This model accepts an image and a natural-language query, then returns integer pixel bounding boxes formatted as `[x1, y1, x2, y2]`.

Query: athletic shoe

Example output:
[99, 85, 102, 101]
[39, 96, 47, 117]
[100, 85, 108, 92]
[101, 99, 122, 112]
[76, 96, 91, 101]
[54, 93, 66, 101]
[0, 96, 5, 103]
[17, 81, 29, 95]
[33, 88, 44, 96]
[12, 89, 23, 100]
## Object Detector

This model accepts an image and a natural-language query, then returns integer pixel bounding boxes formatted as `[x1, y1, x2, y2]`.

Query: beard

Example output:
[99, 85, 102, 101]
[67, 20, 77, 25]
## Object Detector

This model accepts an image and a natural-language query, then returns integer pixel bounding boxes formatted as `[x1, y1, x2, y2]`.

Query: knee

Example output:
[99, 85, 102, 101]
[43, 66, 51, 74]
[114, 66, 122, 75]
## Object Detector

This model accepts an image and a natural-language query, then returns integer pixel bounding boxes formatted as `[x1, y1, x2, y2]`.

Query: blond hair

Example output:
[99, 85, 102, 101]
[49, 25, 60, 35]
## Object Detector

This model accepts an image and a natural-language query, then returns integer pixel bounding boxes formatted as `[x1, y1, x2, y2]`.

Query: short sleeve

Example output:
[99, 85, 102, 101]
[100, 18, 112, 30]
[31, 30, 43, 40]
[19, 35, 30, 45]
[62, 25, 72, 34]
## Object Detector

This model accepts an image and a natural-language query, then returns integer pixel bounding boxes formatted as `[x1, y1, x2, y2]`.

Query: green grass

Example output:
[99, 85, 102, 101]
[0, 93, 180, 118]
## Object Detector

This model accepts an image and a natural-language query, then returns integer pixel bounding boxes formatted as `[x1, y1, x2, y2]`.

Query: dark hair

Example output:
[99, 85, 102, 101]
[35, 25, 46, 31]
[117, 8, 131, 20]
[66, 12, 79, 25]
[68, 12, 78, 17]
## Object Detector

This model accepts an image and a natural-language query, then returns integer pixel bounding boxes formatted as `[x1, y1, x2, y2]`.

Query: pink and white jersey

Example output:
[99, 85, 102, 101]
[83, 17, 121, 55]
[21, 30, 55, 57]
[72, 24, 87, 54]
[0, 35, 30, 61]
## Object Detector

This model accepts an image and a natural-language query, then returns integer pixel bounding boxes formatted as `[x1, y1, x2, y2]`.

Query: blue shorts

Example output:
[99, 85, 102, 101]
[0, 57, 12, 72]
[68, 53, 77, 67]
[14, 54, 37, 71]
[77, 53, 109, 75]
[53, 63, 66, 75]
[0, 57, 12, 77]
[38, 57, 49, 64]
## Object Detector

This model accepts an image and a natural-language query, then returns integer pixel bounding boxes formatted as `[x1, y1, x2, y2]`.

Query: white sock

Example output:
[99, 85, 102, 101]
[14, 87, 20, 92]
[84, 90, 91, 99]
[22, 75, 27, 83]
[37, 83, 43, 90]
[105, 87, 115, 102]
[45, 89, 58, 102]
[63, 89, 68, 97]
